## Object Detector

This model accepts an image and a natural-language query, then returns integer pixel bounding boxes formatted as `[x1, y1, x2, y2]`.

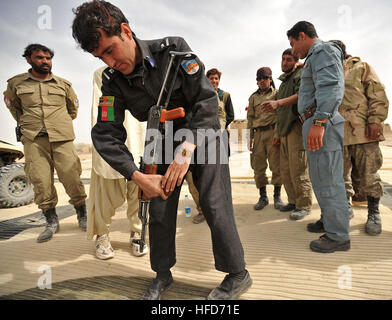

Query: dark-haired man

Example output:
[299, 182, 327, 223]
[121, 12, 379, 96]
[261, 49, 312, 221]
[3, 44, 87, 243]
[72, 0, 251, 300]
[247, 67, 283, 211]
[330, 40, 389, 236]
[286, 21, 350, 253]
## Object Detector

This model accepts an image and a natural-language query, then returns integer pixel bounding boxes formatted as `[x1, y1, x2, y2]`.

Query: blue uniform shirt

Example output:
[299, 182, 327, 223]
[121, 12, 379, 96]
[298, 39, 345, 121]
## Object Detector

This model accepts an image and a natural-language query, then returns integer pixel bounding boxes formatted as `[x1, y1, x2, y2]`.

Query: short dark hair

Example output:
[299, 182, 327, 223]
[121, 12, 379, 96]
[287, 21, 318, 40]
[72, 0, 129, 53]
[206, 68, 222, 79]
[329, 40, 348, 58]
[22, 44, 54, 58]
[282, 48, 299, 61]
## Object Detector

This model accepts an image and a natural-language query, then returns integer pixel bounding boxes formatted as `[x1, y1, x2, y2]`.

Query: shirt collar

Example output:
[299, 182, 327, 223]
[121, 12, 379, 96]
[305, 38, 322, 63]
[258, 87, 273, 94]
[134, 37, 156, 68]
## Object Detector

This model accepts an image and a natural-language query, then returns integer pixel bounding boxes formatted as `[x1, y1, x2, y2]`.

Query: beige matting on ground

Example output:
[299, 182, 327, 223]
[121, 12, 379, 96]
[0, 141, 392, 300]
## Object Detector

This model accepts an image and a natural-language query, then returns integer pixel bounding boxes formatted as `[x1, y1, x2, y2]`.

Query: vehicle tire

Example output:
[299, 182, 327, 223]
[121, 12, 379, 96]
[0, 163, 34, 208]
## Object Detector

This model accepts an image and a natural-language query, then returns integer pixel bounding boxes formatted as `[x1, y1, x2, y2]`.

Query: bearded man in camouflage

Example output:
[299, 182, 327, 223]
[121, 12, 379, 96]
[331, 40, 389, 236]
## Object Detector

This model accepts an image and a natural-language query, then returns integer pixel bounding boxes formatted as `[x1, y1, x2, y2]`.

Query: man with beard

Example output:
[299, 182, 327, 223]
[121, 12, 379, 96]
[261, 49, 313, 221]
[3, 44, 87, 243]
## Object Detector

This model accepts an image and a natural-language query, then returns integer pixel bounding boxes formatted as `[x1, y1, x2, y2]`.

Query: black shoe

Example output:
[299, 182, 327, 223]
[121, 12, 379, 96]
[310, 234, 350, 253]
[366, 196, 382, 235]
[307, 219, 325, 233]
[280, 203, 296, 212]
[207, 270, 252, 300]
[140, 274, 173, 300]
[254, 197, 269, 210]
[254, 187, 268, 210]
[37, 208, 59, 243]
[75, 204, 87, 231]
[290, 209, 310, 220]
[273, 185, 284, 210]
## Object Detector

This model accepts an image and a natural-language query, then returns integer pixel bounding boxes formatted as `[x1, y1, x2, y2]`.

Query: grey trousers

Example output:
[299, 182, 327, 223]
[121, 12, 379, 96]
[303, 116, 350, 242]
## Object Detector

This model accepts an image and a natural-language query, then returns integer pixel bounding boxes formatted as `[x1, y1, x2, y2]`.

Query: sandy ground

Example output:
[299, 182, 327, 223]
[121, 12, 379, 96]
[0, 135, 391, 300]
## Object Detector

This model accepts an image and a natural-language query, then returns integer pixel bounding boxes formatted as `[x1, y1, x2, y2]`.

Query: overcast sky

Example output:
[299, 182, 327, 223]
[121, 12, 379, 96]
[0, 0, 391, 144]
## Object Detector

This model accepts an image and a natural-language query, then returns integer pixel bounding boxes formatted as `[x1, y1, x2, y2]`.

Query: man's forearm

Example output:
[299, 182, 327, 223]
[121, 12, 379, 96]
[276, 93, 298, 108]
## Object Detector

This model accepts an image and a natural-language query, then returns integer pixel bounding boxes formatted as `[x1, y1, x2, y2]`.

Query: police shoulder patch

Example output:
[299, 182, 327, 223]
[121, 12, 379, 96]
[181, 59, 200, 75]
[99, 96, 115, 121]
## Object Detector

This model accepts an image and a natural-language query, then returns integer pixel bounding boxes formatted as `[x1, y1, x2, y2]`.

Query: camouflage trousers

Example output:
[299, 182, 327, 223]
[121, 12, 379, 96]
[22, 136, 87, 210]
[279, 122, 312, 210]
[250, 127, 281, 188]
[343, 142, 383, 199]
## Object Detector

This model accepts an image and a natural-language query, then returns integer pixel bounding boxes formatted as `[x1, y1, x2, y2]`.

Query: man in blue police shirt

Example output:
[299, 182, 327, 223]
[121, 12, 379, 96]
[287, 21, 350, 253]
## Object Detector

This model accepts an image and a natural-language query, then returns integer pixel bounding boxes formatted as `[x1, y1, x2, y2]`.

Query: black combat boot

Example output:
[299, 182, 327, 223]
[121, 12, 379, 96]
[75, 203, 87, 231]
[366, 196, 382, 235]
[37, 208, 59, 243]
[307, 219, 325, 233]
[273, 185, 284, 210]
[254, 186, 269, 210]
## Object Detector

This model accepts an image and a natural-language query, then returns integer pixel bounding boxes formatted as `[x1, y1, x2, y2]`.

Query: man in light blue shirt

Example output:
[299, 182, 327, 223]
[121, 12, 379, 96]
[287, 21, 350, 253]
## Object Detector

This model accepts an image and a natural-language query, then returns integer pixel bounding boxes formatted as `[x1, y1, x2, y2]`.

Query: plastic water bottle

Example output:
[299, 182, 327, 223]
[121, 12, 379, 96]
[184, 194, 191, 217]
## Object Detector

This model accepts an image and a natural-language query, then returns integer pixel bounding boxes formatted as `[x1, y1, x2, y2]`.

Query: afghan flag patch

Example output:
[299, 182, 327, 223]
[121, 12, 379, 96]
[99, 96, 115, 121]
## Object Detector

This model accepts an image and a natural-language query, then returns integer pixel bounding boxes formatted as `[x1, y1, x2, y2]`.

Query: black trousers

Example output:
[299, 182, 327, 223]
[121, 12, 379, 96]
[148, 132, 246, 274]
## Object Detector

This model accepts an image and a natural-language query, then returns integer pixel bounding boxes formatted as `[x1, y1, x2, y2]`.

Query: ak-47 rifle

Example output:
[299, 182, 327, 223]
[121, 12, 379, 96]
[131, 51, 197, 256]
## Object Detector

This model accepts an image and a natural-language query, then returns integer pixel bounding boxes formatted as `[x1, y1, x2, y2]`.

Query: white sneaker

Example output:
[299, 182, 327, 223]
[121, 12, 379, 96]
[130, 231, 148, 257]
[95, 234, 115, 260]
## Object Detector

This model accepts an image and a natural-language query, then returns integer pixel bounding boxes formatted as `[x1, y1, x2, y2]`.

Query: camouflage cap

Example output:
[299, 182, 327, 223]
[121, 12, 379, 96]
[256, 67, 272, 80]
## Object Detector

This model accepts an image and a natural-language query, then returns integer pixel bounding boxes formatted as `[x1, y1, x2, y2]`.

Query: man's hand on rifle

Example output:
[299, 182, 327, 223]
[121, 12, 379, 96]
[162, 141, 196, 193]
[131, 171, 168, 200]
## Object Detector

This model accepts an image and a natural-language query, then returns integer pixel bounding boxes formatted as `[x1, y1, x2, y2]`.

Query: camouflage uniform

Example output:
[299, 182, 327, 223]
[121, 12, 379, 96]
[339, 56, 389, 199]
[339, 56, 389, 235]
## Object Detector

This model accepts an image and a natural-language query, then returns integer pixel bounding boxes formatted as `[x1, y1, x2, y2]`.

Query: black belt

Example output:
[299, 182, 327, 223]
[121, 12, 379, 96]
[255, 124, 275, 132]
[36, 132, 49, 137]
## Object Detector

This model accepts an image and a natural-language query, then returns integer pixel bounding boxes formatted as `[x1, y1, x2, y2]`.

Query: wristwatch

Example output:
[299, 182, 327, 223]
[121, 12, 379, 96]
[313, 119, 327, 127]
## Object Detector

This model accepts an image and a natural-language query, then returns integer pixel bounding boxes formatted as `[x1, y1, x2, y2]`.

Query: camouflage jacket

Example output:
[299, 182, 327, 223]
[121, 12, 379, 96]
[339, 56, 389, 145]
